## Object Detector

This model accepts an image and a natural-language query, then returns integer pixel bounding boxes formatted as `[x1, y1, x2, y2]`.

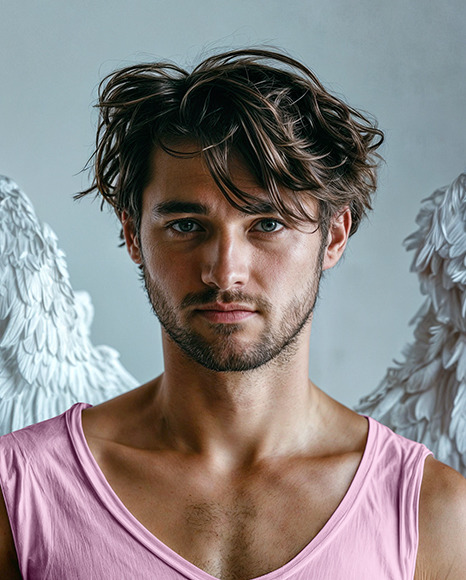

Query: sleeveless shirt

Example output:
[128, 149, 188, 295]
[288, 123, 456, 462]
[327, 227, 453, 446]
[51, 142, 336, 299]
[0, 403, 432, 579]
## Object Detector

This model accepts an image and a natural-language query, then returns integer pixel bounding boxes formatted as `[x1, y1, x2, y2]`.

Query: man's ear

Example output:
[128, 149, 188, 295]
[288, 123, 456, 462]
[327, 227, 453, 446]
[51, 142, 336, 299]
[322, 207, 352, 271]
[121, 211, 143, 265]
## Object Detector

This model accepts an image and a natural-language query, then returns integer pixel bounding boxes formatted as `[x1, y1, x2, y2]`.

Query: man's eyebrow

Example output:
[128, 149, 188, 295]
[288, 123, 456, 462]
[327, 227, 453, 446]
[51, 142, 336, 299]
[152, 200, 209, 217]
[247, 201, 277, 215]
[152, 199, 280, 218]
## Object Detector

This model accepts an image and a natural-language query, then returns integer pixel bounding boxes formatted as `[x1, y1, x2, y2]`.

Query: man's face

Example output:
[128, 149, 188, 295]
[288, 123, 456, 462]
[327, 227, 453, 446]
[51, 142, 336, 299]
[124, 145, 339, 373]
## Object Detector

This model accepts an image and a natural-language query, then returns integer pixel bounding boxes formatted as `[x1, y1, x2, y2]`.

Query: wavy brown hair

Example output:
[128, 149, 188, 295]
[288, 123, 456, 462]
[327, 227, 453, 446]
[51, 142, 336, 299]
[78, 48, 384, 237]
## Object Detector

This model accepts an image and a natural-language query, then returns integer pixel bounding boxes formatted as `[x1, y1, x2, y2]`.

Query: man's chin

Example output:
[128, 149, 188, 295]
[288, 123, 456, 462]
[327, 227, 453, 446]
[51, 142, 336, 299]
[165, 331, 275, 373]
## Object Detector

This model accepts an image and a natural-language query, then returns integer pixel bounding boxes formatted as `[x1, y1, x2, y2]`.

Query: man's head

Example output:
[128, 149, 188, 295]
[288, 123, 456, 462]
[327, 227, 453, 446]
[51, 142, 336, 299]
[79, 48, 383, 240]
[78, 48, 383, 372]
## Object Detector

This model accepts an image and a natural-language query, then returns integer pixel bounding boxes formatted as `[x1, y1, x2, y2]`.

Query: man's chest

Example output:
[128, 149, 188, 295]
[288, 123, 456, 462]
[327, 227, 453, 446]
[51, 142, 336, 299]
[89, 443, 362, 579]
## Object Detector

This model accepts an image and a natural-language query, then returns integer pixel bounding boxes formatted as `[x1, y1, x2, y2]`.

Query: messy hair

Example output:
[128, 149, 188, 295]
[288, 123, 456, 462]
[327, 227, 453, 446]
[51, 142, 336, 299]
[78, 48, 384, 237]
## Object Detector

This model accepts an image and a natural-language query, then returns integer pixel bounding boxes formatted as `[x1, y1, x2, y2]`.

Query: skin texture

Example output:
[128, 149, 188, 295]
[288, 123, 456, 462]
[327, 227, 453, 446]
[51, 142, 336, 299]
[1, 145, 465, 579]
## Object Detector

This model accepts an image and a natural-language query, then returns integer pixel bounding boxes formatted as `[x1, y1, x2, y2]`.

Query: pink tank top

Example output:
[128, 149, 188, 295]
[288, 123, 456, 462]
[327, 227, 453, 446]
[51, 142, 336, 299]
[0, 403, 431, 579]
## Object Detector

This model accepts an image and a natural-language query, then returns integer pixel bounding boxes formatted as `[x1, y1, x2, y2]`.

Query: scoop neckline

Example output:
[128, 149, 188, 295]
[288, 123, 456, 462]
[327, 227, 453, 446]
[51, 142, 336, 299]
[67, 402, 373, 580]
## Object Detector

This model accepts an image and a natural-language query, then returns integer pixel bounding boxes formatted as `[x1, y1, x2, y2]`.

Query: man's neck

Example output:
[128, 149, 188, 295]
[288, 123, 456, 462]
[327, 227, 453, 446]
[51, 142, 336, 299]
[147, 332, 329, 471]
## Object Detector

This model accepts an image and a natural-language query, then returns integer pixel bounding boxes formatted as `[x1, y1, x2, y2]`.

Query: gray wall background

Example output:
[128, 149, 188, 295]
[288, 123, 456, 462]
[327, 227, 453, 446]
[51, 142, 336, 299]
[1, 0, 465, 408]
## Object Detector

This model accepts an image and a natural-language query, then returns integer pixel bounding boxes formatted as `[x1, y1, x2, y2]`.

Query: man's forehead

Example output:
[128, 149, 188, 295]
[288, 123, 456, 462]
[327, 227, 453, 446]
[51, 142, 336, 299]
[145, 144, 276, 207]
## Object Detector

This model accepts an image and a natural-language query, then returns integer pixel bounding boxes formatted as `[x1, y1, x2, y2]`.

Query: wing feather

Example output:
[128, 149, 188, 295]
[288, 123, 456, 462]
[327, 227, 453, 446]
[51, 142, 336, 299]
[356, 171, 466, 475]
[0, 176, 138, 434]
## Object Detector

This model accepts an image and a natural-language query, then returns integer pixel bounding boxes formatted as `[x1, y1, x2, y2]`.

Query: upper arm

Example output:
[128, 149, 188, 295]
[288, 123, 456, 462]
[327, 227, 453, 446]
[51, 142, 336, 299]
[415, 456, 466, 580]
[0, 486, 22, 579]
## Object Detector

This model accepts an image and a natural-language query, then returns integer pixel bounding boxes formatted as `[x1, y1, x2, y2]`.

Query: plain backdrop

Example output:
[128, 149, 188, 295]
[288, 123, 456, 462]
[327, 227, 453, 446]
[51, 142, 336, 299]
[1, 0, 465, 407]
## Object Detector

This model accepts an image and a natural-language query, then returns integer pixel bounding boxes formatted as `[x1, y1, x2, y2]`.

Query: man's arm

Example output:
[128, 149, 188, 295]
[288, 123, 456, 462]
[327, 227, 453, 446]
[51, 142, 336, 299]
[0, 488, 22, 578]
[416, 455, 466, 579]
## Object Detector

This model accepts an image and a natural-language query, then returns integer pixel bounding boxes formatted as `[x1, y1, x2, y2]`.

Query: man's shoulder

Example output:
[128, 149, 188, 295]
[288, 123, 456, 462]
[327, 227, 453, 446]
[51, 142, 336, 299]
[416, 456, 466, 579]
[0, 403, 85, 461]
[419, 456, 466, 526]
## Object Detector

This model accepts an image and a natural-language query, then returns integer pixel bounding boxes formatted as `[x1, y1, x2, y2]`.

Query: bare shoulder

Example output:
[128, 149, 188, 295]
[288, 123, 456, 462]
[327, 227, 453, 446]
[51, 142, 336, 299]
[415, 456, 466, 580]
[0, 487, 22, 579]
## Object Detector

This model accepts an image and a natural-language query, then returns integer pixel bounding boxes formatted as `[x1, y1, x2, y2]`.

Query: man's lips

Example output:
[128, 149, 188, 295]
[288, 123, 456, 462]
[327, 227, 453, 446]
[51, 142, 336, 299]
[194, 303, 257, 323]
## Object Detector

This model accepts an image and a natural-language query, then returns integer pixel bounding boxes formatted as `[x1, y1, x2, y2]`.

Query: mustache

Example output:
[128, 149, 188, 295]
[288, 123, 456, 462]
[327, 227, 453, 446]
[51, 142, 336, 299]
[181, 288, 271, 312]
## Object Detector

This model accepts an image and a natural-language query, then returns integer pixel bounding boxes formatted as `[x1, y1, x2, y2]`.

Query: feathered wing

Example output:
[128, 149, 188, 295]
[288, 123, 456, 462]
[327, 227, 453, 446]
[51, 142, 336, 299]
[0, 176, 138, 435]
[356, 172, 466, 475]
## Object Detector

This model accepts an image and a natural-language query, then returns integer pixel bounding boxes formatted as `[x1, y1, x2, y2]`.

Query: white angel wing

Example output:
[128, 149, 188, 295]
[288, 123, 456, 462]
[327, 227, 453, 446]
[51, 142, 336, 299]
[356, 172, 466, 475]
[0, 176, 138, 434]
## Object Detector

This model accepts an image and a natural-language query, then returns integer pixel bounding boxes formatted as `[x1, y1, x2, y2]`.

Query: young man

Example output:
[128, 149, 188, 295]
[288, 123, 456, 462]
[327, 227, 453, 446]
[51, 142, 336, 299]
[1, 49, 465, 579]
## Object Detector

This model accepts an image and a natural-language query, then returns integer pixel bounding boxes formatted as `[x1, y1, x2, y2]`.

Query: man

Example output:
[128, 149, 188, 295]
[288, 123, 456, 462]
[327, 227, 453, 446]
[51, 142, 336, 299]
[0, 48, 465, 579]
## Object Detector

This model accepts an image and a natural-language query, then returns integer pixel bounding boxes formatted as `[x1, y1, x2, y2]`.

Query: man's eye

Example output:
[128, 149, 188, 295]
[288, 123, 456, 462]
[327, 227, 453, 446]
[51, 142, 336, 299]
[171, 220, 202, 233]
[253, 219, 284, 233]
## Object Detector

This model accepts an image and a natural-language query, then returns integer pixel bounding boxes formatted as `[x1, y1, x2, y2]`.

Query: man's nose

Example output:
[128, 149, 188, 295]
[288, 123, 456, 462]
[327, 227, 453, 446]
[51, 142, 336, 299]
[200, 231, 250, 290]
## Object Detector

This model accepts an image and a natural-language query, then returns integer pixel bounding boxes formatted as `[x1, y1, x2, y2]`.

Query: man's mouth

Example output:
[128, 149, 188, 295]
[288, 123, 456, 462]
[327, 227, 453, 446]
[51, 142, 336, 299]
[194, 303, 257, 323]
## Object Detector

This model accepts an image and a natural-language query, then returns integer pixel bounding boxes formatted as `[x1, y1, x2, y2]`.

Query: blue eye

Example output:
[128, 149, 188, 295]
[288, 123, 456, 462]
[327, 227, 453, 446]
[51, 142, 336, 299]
[171, 220, 202, 233]
[254, 219, 284, 233]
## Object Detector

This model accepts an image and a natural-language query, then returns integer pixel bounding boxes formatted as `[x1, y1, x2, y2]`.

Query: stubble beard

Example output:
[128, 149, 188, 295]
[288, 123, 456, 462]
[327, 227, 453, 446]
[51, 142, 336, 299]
[141, 246, 325, 373]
